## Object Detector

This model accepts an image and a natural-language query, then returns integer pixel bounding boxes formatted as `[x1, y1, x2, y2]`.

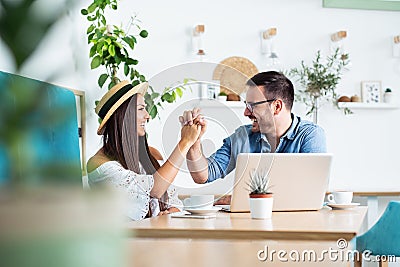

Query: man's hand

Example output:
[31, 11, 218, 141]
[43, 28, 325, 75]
[179, 108, 202, 125]
[179, 108, 207, 140]
[158, 210, 169, 216]
[179, 108, 209, 184]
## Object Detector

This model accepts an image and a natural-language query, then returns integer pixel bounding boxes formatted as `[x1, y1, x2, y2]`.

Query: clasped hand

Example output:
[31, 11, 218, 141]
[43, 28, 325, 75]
[179, 108, 207, 144]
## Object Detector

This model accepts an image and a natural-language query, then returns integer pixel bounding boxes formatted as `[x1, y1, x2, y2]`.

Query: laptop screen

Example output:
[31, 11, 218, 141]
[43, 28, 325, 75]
[227, 153, 332, 212]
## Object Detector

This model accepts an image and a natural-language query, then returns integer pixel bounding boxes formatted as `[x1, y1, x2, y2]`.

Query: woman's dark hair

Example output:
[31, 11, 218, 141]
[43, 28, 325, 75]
[247, 71, 294, 110]
[102, 94, 167, 215]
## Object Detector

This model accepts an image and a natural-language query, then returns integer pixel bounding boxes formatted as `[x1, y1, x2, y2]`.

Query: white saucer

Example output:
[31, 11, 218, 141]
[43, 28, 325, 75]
[185, 206, 222, 215]
[327, 203, 360, 209]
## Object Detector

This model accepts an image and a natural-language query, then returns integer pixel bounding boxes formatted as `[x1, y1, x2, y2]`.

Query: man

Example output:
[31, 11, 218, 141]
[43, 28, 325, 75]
[180, 71, 326, 184]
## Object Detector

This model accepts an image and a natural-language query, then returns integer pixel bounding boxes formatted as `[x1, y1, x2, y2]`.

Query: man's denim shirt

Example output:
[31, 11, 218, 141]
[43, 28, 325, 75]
[206, 114, 327, 183]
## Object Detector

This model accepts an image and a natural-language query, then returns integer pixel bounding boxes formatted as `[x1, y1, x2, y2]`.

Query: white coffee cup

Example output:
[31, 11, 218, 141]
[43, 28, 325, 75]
[327, 191, 353, 204]
[183, 195, 214, 209]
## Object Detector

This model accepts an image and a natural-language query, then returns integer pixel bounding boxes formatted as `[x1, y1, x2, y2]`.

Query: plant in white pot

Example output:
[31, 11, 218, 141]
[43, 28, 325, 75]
[217, 91, 228, 101]
[383, 88, 394, 104]
[247, 169, 273, 219]
[288, 48, 351, 124]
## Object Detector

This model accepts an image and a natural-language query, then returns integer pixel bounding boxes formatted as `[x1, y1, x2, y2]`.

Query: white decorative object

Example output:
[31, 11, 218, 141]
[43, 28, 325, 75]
[261, 27, 281, 70]
[249, 196, 273, 219]
[330, 30, 347, 56]
[384, 92, 393, 103]
[383, 88, 394, 104]
[207, 84, 216, 99]
[192, 24, 206, 61]
[361, 81, 381, 103]
[199, 83, 208, 99]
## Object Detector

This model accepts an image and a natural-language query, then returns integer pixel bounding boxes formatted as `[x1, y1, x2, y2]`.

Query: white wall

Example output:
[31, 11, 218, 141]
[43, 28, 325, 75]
[1, 0, 400, 194]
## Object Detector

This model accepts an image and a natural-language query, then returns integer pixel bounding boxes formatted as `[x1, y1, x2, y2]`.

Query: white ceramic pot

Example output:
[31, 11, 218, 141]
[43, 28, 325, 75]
[249, 194, 274, 219]
[217, 95, 227, 101]
[383, 92, 393, 104]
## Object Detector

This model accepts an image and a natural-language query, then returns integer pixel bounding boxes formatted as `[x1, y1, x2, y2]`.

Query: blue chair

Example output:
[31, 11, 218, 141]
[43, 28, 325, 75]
[355, 201, 400, 267]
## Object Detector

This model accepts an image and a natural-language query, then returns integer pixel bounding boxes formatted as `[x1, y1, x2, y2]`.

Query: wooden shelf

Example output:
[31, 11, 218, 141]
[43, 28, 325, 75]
[338, 102, 399, 110]
[197, 99, 244, 108]
[198, 101, 399, 110]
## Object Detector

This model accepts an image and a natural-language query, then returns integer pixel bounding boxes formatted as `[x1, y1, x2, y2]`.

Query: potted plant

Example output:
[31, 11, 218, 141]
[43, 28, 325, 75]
[247, 169, 274, 219]
[217, 91, 228, 101]
[383, 88, 393, 104]
[288, 48, 351, 124]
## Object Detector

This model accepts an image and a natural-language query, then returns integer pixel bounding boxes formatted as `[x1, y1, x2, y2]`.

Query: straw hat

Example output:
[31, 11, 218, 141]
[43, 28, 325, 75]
[95, 81, 148, 135]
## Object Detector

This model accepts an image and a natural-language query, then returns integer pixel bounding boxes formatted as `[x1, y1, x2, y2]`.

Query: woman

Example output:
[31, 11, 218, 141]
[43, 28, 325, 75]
[87, 81, 201, 220]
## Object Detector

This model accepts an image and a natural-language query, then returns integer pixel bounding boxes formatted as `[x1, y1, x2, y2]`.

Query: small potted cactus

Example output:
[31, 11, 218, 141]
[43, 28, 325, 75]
[246, 169, 274, 219]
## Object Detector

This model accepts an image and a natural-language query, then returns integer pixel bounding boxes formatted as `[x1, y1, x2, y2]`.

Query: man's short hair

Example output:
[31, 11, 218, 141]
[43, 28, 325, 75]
[247, 71, 294, 110]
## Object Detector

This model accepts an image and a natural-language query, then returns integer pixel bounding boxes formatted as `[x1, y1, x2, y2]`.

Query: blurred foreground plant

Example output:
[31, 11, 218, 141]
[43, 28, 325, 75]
[0, 0, 80, 185]
[1, 4, 126, 267]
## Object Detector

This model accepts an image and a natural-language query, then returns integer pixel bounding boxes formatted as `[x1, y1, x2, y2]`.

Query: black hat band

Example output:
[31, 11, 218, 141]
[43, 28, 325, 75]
[98, 83, 133, 119]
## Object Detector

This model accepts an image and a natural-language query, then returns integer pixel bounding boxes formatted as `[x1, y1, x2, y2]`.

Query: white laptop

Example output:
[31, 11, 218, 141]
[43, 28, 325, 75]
[221, 153, 332, 212]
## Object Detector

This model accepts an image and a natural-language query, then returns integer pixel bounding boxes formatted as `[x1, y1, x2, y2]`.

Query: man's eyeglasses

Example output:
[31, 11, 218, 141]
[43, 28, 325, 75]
[245, 99, 276, 113]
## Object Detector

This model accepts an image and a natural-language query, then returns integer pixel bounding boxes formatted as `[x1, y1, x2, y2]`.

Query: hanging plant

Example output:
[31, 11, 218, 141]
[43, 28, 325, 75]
[81, 0, 148, 90]
[81, 0, 191, 119]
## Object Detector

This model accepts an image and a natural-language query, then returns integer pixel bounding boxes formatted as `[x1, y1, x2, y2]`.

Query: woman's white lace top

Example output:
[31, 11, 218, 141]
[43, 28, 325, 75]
[88, 161, 182, 220]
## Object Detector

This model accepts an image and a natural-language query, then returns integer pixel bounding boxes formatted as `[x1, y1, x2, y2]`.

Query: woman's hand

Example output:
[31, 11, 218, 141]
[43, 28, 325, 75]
[157, 207, 180, 216]
[158, 210, 169, 216]
[192, 115, 207, 141]
[179, 108, 207, 141]
[166, 207, 180, 213]
[180, 123, 201, 148]
[179, 108, 201, 126]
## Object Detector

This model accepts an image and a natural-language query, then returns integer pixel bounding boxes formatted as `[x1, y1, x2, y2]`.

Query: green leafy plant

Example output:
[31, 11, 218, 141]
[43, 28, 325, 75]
[218, 91, 228, 96]
[81, 0, 148, 90]
[288, 48, 351, 123]
[246, 169, 273, 195]
[145, 78, 194, 119]
[81, 0, 192, 119]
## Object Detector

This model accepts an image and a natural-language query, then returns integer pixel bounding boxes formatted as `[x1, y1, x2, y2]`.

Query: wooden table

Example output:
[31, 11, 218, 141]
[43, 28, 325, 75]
[127, 238, 357, 267]
[127, 206, 367, 241]
[126, 207, 367, 266]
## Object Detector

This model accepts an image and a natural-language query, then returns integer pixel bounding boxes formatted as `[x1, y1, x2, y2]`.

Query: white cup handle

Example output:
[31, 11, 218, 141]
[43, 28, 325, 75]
[183, 198, 191, 207]
[327, 194, 335, 203]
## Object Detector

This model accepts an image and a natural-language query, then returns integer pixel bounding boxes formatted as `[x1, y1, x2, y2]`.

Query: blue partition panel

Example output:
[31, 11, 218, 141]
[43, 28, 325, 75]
[0, 71, 81, 185]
